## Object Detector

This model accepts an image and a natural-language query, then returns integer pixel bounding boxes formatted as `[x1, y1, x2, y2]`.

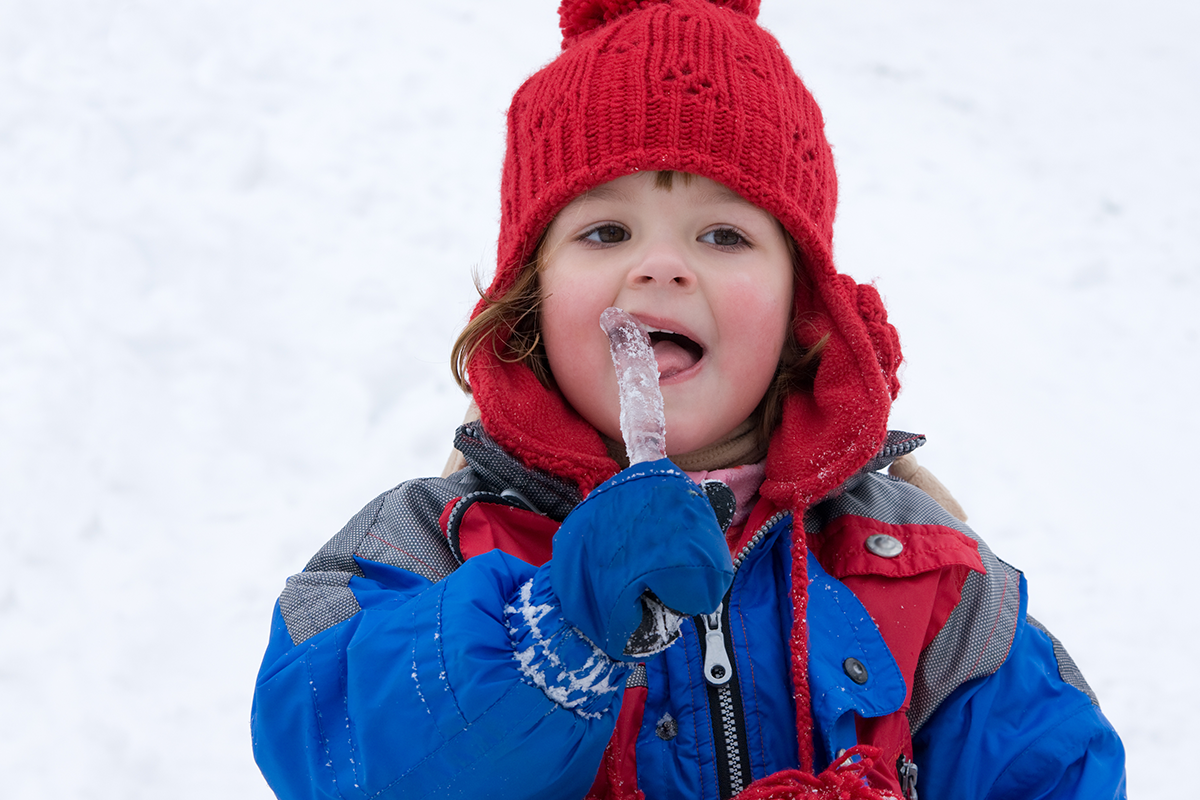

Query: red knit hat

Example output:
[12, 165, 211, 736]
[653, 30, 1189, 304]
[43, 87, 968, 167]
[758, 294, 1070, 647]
[468, 0, 902, 512]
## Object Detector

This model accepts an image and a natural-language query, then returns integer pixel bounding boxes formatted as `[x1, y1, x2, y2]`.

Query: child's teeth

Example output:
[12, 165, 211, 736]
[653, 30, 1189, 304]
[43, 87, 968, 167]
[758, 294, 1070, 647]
[636, 321, 681, 337]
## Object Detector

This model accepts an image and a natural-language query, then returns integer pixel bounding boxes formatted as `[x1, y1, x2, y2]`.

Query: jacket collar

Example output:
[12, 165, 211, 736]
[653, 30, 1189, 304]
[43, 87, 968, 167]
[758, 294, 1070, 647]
[454, 421, 927, 524]
[453, 421, 581, 521]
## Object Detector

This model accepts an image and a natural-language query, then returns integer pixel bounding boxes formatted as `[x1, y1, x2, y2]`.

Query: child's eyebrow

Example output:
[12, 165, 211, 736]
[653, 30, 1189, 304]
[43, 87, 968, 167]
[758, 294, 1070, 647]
[691, 180, 754, 207]
[576, 182, 631, 204]
[578, 176, 752, 207]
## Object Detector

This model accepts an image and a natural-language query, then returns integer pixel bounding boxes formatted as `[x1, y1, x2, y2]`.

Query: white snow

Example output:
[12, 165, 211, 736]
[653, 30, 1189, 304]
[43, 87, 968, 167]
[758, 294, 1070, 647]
[504, 579, 622, 720]
[601, 306, 667, 464]
[1, 0, 1196, 797]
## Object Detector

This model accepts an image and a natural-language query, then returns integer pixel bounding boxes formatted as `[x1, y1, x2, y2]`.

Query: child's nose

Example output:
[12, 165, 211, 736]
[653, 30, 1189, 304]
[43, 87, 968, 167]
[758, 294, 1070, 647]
[628, 241, 696, 289]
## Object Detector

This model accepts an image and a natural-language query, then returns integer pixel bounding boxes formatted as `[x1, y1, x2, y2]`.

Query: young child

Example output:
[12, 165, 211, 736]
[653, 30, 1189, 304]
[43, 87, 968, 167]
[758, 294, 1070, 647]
[251, 2, 1126, 798]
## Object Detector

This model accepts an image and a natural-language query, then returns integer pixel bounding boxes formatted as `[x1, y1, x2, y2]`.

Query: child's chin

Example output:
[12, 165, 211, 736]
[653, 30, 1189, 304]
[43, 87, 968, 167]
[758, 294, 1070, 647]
[664, 426, 721, 460]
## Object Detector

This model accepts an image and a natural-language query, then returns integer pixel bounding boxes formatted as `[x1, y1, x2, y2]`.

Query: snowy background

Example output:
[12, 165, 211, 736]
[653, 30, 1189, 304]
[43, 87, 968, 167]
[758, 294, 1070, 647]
[2, 0, 1196, 796]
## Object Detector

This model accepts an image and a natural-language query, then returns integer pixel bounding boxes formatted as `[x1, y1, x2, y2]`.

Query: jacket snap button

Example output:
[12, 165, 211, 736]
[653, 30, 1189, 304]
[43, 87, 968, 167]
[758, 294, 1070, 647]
[865, 534, 903, 558]
[655, 713, 678, 741]
[843, 657, 869, 685]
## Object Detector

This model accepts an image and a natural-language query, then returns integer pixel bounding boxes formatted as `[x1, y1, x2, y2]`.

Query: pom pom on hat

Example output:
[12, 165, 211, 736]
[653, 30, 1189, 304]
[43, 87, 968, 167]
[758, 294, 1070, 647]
[560, 0, 761, 47]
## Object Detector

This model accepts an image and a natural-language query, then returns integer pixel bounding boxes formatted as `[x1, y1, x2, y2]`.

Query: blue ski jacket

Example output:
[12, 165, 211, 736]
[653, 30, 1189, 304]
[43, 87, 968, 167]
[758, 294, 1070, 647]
[251, 423, 1125, 799]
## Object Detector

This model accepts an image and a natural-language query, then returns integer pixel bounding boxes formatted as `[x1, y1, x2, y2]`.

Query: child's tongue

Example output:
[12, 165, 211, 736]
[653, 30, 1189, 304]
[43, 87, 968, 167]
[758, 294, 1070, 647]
[652, 338, 700, 379]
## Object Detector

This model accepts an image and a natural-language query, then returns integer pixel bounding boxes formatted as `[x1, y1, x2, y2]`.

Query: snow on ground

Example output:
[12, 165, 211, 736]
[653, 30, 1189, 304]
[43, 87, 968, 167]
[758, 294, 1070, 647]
[1, 0, 1195, 796]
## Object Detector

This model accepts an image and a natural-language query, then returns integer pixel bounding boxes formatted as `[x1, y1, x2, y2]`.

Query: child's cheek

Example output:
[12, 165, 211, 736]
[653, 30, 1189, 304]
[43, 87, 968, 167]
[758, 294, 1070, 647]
[539, 285, 624, 441]
[719, 280, 792, 353]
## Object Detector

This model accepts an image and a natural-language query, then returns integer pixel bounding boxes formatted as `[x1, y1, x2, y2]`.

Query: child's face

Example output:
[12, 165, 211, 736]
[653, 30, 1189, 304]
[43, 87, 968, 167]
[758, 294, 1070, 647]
[539, 172, 794, 457]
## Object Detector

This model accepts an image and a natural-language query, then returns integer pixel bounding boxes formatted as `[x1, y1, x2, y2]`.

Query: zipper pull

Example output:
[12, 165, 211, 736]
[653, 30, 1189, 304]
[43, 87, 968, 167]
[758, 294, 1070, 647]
[702, 604, 733, 685]
[897, 754, 919, 800]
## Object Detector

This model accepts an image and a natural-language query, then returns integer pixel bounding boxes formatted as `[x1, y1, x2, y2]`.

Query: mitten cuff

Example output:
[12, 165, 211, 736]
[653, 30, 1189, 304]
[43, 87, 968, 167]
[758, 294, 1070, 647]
[504, 570, 630, 719]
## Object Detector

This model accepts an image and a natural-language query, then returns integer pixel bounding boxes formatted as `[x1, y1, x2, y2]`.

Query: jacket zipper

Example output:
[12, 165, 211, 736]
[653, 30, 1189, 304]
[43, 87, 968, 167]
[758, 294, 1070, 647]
[700, 601, 750, 798]
[697, 510, 788, 799]
[897, 753, 919, 799]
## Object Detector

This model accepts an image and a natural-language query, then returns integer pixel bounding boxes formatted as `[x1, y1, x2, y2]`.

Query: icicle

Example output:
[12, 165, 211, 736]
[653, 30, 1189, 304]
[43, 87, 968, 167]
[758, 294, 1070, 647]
[600, 307, 666, 464]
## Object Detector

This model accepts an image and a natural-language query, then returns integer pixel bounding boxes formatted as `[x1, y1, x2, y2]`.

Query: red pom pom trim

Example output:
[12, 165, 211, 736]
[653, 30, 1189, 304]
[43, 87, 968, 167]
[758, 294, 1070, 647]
[735, 746, 901, 800]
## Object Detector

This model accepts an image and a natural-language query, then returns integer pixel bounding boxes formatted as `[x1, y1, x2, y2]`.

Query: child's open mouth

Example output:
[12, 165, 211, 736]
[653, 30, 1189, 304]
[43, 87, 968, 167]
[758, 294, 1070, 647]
[647, 330, 704, 379]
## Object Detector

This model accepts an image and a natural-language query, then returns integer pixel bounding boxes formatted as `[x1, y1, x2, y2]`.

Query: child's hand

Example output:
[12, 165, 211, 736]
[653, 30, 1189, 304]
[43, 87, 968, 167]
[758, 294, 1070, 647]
[550, 458, 734, 661]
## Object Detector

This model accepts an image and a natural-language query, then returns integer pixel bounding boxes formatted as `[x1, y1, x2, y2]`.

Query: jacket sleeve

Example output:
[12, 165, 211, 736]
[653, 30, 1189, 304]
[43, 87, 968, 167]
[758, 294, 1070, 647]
[250, 485, 629, 800]
[911, 576, 1126, 800]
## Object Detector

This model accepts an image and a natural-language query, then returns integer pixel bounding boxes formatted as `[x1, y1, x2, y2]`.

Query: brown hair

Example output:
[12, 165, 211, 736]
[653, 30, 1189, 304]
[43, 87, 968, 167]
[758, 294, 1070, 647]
[753, 322, 827, 443]
[450, 171, 826, 443]
[450, 246, 551, 393]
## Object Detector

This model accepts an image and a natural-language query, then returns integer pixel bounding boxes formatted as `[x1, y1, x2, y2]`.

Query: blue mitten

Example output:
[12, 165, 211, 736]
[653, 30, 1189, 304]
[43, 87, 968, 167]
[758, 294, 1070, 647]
[549, 458, 734, 661]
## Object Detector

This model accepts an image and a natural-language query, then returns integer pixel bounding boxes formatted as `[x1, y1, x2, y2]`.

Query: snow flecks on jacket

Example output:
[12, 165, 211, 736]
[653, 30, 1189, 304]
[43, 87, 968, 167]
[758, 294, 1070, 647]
[505, 576, 627, 720]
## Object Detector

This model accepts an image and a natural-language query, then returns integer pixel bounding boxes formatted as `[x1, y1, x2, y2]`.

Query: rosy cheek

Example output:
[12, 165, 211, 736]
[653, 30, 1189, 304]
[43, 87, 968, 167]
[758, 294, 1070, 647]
[544, 300, 602, 364]
[726, 283, 791, 339]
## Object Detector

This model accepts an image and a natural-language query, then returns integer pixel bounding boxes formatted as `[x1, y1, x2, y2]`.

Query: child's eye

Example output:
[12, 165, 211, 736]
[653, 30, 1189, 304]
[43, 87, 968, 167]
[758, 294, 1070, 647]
[582, 225, 630, 244]
[700, 228, 748, 248]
